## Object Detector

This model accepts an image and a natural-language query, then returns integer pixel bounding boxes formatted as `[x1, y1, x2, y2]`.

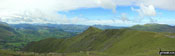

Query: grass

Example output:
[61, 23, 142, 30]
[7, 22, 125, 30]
[22, 26, 175, 56]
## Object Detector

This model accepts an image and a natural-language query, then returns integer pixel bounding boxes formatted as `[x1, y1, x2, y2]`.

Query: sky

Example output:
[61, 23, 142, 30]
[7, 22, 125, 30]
[0, 0, 175, 26]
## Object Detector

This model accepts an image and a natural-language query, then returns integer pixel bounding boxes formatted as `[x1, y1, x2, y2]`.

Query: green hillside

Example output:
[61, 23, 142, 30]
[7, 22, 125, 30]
[0, 23, 77, 50]
[130, 23, 175, 33]
[0, 23, 16, 49]
[0, 23, 123, 51]
[23, 26, 175, 56]
[0, 23, 15, 39]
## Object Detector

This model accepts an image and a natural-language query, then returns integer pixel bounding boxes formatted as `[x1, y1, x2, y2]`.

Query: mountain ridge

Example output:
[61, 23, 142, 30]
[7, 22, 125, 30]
[23, 26, 175, 56]
[129, 23, 175, 33]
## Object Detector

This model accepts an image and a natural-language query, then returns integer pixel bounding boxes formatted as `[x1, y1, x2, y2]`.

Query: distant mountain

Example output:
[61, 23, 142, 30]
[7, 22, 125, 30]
[0, 23, 77, 50]
[10, 24, 76, 38]
[92, 24, 125, 29]
[10, 24, 126, 33]
[0, 23, 16, 49]
[129, 23, 175, 33]
[23, 27, 175, 56]
[0, 23, 15, 40]
[0, 23, 126, 50]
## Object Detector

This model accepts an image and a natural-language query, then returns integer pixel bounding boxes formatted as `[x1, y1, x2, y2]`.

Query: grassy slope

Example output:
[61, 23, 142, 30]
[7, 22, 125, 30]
[23, 26, 175, 56]
[0, 23, 77, 50]
[130, 23, 175, 33]
[105, 30, 175, 56]
[0, 24, 15, 39]
[0, 24, 15, 49]
[23, 26, 103, 52]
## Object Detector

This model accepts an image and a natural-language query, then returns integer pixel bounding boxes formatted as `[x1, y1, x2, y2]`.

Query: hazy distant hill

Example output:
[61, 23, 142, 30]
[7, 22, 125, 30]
[23, 26, 175, 56]
[0, 23, 124, 50]
[0, 23, 15, 42]
[0, 23, 15, 39]
[10, 24, 126, 33]
[0, 23, 16, 49]
[0, 23, 77, 50]
[129, 23, 175, 33]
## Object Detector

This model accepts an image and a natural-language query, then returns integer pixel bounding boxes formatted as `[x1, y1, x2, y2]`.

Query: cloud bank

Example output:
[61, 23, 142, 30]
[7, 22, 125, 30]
[0, 0, 174, 26]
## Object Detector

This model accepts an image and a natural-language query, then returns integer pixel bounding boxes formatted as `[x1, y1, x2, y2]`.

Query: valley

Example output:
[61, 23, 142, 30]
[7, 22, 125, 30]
[0, 23, 175, 56]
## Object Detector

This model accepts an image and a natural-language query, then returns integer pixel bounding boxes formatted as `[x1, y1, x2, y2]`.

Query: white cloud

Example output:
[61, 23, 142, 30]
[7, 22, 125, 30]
[113, 0, 175, 10]
[120, 13, 130, 22]
[80, 19, 135, 26]
[131, 4, 157, 23]
[143, 0, 175, 10]
[0, 0, 118, 24]
[0, 0, 174, 26]
[97, 0, 117, 13]
[131, 4, 156, 17]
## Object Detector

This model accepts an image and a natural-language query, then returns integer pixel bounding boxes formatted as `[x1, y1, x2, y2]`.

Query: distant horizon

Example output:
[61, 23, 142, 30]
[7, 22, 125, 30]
[0, 0, 174, 26]
[2, 21, 175, 27]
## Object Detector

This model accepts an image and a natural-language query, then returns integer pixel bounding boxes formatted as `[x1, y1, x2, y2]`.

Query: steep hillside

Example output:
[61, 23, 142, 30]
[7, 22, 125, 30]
[0, 23, 77, 50]
[0, 23, 17, 50]
[0, 23, 15, 42]
[23, 27, 175, 56]
[23, 26, 103, 53]
[130, 23, 175, 33]
[0, 24, 15, 39]
[1, 23, 124, 50]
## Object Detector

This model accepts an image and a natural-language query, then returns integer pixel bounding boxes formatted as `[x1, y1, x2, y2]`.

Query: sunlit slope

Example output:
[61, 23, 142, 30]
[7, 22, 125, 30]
[0, 23, 77, 50]
[23, 26, 104, 52]
[0, 23, 15, 40]
[130, 23, 175, 33]
[105, 30, 175, 56]
[23, 27, 175, 56]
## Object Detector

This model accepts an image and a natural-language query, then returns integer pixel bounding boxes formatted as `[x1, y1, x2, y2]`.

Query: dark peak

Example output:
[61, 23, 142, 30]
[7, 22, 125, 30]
[84, 26, 102, 32]
[0, 21, 8, 26]
[87, 26, 100, 30]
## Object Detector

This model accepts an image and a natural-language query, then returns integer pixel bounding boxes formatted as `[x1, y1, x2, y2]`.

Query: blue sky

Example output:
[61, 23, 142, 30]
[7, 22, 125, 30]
[58, 6, 175, 20]
[59, 6, 136, 20]
[0, 0, 175, 26]
[58, 6, 175, 26]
